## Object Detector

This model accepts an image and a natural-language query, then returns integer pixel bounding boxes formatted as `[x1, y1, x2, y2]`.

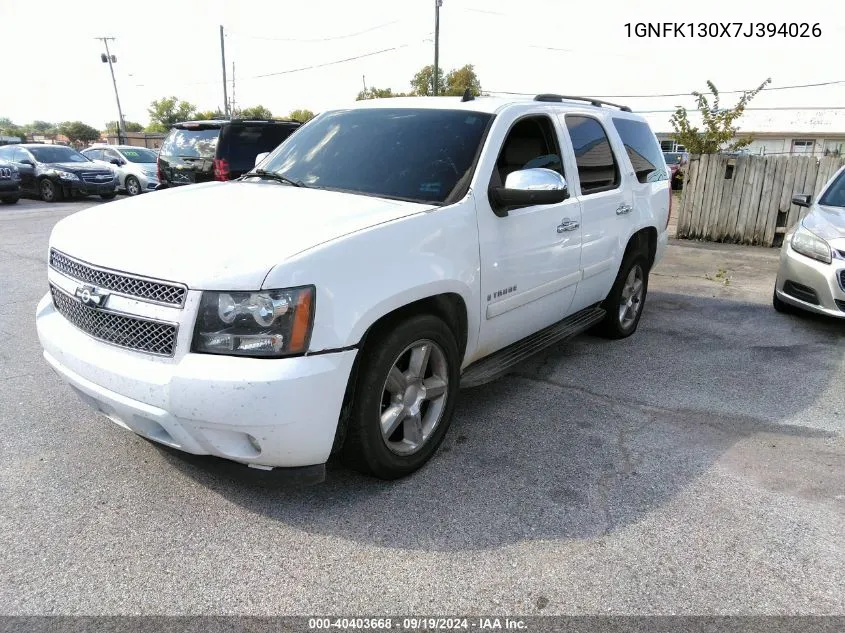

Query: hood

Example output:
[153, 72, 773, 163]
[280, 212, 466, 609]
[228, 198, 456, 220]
[49, 181, 433, 289]
[50, 162, 108, 172]
[803, 204, 845, 243]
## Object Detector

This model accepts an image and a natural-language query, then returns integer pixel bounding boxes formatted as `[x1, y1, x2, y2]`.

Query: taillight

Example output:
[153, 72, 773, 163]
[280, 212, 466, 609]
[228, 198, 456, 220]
[156, 157, 164, 182]
[666, 184, 672, 229]
[213, 158, 230, 181]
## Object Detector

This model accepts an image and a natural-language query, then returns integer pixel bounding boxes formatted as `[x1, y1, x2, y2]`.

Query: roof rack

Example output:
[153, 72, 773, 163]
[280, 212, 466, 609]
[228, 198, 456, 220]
[533, 94, 631, 112]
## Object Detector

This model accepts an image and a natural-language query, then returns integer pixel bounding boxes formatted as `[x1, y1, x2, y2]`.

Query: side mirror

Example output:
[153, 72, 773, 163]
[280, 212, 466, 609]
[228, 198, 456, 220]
[489, 168, 568, 217]
[18, 159, 34, 167]
[792, 193, 812, 208]
[254, 152, 270, 167]
[109, 158, 123, 166]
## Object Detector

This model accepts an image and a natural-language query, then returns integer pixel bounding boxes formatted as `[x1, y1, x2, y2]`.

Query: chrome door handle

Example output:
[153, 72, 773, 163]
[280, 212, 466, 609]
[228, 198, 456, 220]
[557, 219, 580, 233]
[616, 204, 633, 215]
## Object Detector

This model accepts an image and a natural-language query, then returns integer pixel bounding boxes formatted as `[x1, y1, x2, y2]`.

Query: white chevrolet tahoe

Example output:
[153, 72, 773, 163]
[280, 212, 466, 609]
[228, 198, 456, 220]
[36, 94, 670, 481]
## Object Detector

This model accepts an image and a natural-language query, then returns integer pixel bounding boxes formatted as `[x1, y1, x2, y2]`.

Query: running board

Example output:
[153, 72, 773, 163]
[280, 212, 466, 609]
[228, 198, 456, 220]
[460, 305, 605, 388]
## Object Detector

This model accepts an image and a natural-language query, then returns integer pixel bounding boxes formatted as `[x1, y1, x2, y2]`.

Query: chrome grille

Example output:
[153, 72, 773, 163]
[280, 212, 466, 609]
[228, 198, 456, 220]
[50, 285, 177, 356]
[80, 171, 114, 184]
[50, 249, 186, 307]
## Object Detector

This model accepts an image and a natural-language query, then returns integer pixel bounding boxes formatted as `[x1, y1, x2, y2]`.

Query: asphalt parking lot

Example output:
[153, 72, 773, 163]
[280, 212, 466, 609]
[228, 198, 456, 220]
[1, 197, 843, 615]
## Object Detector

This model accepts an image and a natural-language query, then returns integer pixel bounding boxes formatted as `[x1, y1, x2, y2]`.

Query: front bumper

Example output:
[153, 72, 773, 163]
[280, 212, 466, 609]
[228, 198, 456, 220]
[133, 172, 159, 191]
[775, 241, 845, 318]
[36, 293, 357, 468]
[0, 180, 21, 194]
[63, 178, 118, 197]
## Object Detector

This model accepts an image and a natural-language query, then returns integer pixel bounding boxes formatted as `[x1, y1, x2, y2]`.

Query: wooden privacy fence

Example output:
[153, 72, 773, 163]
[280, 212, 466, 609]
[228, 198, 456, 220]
[675, 154, 845, 247]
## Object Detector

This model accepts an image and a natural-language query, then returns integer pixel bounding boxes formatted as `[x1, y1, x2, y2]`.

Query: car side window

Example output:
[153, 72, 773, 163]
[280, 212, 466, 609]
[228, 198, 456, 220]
[104, 149, 120, 161]
[564, 115, 620, 194]
[492, 116, 565, 188]
[87, 149, 103, 160]
[612, 118, 667, 184]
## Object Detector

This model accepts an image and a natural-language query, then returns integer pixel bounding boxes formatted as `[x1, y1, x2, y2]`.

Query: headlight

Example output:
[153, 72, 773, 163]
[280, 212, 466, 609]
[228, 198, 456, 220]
[192, 286, 315, 357]
[54, 170, 79, 181]
[143, 169, 158, 178]
[791, 224, 831, 264]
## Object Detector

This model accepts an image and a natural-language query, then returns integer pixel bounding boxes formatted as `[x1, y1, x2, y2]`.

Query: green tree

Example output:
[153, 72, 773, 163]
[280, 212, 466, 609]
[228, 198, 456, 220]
[444, 64, 482, 97]
[288, 109, 316, 123]
[194, 110, 225, 120]
[106, 120, 144, 134]
[410, 65, 446, 96]
[238, 105, 273, 119]
[28, 120, 56, 134]
[356, 87, 407, 100]
[57, 121, 101, 144]
[0, 117, 26, 141]
[146, 97, 197, 132]
[670, 78, 771, 154]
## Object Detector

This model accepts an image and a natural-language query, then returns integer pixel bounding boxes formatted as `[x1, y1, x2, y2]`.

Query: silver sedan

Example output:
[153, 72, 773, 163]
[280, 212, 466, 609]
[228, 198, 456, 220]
[774, 166, 845, 318]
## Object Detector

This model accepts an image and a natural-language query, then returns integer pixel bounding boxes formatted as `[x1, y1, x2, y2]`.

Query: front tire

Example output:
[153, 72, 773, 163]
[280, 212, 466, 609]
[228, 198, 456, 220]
[341, 314, 461, 479]
[595, 251, 649, 339]
[0, 196, 19, 205]
[40, 179, 62, 203]
[772, 287, 798, 314]
[125, 175, 141, 196]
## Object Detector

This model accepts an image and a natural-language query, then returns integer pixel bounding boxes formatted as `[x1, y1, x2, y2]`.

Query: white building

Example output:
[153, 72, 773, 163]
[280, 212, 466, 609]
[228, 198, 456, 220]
[650, 109, 845, 157]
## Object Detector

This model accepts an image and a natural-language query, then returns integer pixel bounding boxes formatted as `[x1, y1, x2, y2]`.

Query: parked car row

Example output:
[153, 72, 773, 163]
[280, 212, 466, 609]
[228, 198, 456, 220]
[0, 144, 117, 202]
[662, 151, 689, 190]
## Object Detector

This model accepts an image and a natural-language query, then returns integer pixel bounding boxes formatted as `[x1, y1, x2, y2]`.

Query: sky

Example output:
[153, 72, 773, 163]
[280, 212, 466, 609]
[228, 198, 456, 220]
[1, 0, 842, 133]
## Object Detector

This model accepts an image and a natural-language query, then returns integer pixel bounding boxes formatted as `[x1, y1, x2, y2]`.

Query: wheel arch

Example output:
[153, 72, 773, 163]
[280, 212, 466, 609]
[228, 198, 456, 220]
[625, 225, 658, 269]
[330, 291, 469, 456]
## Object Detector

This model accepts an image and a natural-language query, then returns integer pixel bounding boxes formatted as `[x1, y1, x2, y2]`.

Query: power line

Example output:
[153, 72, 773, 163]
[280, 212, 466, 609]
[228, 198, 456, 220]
[228, 20, 403, 43]
[487, 79, 845, 99]
[248, 42, 419, 79]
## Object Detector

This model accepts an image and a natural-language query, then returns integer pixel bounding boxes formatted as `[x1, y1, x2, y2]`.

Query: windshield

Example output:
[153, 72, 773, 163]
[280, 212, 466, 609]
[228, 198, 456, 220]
[255, 108, 493, 204]
[161, 128, 220, 159]
[29, 146, 90, 163]
[818, 171, 845, 207]
[119, 147, 158, 163]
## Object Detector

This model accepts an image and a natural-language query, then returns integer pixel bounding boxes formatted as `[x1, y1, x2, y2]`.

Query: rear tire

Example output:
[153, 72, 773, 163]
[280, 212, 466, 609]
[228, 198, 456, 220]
[595, 251, 649, 339]
[341, 314, 460, 479]
[0, 196, 19, 205]
[40, 179, 62, 203]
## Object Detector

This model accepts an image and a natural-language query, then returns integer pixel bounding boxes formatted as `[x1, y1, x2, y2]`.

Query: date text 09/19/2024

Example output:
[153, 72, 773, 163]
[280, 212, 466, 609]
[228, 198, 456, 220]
[307, 618, 528, 630]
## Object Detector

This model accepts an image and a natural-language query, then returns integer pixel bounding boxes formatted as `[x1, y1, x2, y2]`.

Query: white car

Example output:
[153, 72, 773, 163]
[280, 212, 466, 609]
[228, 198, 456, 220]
[774, 166, 845, 318]
[81, 145, 159, 196]
[36, 95, 670, 482]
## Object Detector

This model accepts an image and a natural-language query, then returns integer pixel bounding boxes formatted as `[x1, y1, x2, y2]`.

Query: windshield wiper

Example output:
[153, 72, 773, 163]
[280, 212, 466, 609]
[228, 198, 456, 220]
[245, 169, 306, 188]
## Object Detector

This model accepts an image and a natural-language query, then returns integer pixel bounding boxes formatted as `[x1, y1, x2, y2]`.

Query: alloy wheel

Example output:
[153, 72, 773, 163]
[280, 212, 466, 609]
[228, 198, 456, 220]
[379, 339, 449, 456]
[618, 264, 645, 328]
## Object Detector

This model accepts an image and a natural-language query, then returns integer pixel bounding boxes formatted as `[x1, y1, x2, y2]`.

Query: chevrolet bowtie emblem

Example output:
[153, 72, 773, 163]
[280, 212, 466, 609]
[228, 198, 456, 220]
[75, 284, 109, 308]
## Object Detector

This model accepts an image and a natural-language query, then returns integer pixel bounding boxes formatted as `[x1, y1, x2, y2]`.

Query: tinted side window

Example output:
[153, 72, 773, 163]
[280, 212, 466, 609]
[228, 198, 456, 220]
[613, 118, 666, 184]
[564, 116, 619, 194]
[218, 124, 300, 171]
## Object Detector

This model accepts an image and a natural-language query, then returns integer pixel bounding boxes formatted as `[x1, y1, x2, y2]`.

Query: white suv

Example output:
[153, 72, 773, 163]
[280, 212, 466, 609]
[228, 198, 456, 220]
[36, 95, 670, 481]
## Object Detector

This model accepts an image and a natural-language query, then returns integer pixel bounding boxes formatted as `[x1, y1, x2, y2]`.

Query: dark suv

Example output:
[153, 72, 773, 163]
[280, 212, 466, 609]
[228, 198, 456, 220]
[0, 144, 117, 202]
[157, 119, 301, 188]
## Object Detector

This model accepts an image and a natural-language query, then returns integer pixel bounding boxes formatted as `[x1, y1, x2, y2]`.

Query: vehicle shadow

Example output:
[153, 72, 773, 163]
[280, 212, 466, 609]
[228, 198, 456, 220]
[151, 290, 844, 551]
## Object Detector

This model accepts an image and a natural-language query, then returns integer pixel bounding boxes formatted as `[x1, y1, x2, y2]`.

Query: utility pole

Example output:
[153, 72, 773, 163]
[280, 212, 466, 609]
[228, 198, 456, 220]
[220, 25, 230, 118]
[231, 61, 236, 117]
[362, 75, 367, 97]
[433, 0, 442, 96]
[96, 37, 126, 144]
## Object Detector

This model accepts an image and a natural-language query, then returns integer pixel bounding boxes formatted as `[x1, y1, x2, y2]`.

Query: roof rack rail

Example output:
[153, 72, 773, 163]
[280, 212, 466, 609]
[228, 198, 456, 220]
[533, 94, 632, 112]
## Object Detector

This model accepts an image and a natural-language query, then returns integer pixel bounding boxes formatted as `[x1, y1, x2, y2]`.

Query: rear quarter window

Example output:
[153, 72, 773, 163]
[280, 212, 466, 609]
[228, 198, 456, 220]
[612, 118, 667, 184]
[218, 124, 300, 171]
